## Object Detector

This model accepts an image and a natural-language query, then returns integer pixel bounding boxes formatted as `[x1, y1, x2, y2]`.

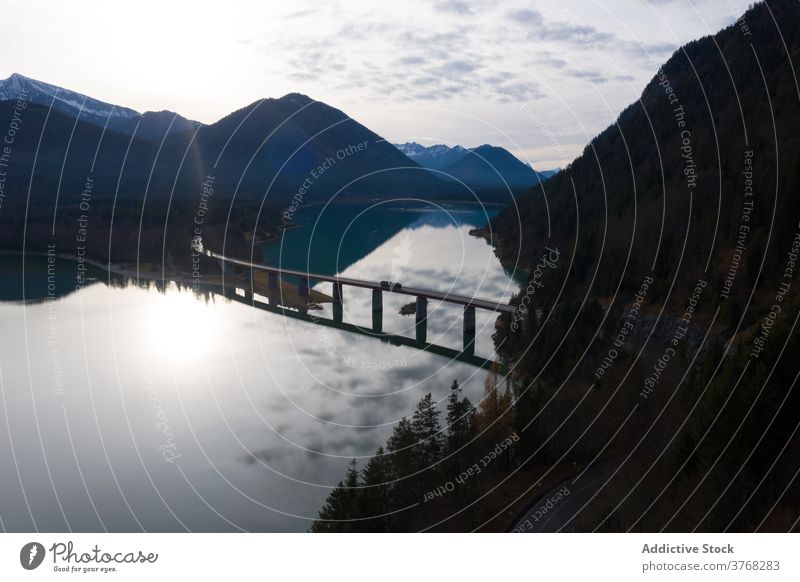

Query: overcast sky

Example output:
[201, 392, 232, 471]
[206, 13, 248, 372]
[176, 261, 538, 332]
[0, 0, 741, 169]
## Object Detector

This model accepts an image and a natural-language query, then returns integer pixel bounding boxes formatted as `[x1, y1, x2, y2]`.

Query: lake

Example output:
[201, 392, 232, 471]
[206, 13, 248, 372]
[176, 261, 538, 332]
[0, 201, 518, 532]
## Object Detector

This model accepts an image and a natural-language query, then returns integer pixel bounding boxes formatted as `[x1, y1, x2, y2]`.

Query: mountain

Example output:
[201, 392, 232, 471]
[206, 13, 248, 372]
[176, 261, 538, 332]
[393, 141, 546, 189]
[486, 0, 800, 532]
[0, 73, 139, 128]
[0, 85, 464, 275]
[179, 93, 446, 201]
[537, 168, 560, 180]
[116, 110, 201, 140]
[444, 144, 544, 188]
[491, 0, 800, 294]
[395, 142, 468, 170]
[0, 89, 449, 212]
[0, 73, 200, 140]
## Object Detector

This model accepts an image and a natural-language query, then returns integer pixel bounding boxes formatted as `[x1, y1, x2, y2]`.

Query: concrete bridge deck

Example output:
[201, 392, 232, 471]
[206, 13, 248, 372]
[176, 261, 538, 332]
[199, 243, 515, 356]
[202, 248, 516, 314]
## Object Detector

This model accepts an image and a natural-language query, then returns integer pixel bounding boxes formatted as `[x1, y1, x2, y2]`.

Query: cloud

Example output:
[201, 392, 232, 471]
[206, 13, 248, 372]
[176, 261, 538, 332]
[434, 0, 474, 15]
[539, 22, 616, 45]
[434, 60, 482, 76]
[397, 55, 428, 66]
[266, 0, 667, 110]
[239, 0, 738, 168]
[530, 53, 568, 68]
[564, 69, 611, 84]
[506, 8, 543, 25]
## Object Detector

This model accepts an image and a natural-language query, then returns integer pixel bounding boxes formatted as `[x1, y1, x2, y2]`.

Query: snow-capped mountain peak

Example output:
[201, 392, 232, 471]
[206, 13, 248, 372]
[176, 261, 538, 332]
[393, 142, 470, 171]
[0, 73, 140, 123]
[394, 142, 428, 159]
[393, 141, 550, 188]
[0, 73, 200, 140]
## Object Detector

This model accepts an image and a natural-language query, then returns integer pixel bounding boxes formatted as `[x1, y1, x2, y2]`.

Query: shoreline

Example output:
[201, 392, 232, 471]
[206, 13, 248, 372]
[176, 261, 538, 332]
[0, 250, 332, 310]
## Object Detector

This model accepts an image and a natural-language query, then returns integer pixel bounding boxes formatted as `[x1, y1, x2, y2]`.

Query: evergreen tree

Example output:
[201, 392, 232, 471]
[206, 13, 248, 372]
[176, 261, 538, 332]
[387, 417, 419, 475]
[358, 447, 393, 532]
[411, 392, 443, 468]
[445, 380, 474, 461]
[386, 416, 422, 515]
[310, 458, 361, 532]
[444, 380, 476, 481]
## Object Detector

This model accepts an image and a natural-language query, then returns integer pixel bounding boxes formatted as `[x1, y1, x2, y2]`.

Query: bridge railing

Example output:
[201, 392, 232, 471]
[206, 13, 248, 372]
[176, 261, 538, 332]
[198, 242, 515, 353]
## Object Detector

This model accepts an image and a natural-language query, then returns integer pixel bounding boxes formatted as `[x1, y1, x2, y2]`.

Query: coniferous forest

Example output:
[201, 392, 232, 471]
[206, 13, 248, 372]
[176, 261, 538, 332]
[314, 0, 800, 532]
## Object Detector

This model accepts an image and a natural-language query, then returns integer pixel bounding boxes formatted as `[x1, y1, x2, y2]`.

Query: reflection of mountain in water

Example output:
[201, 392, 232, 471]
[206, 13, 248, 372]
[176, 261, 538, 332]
[0, 254, 197, 304]
[264, 203, 500, 276]
[404, 207, 492, 230]
[1, 203, 502, 304]
[0, 254, 106, 303]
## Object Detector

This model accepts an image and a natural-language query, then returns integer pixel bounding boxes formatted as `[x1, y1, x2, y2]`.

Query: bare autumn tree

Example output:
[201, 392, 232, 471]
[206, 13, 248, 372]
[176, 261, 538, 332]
[474, 363, 514, 454]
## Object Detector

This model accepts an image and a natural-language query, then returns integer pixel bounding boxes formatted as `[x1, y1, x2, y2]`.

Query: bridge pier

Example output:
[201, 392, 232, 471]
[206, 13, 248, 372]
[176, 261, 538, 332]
[332, 282, 343, 305]
[218, 258, 234, 276]
[415, 296, 428, 343]
[372, 289, 383, 333]
[463, 305, 476, 354]
[204, 249, 518, 358]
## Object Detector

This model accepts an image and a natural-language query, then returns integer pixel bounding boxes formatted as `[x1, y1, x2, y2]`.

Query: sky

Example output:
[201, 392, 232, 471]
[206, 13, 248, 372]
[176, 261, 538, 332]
[0, 0, 742, 169]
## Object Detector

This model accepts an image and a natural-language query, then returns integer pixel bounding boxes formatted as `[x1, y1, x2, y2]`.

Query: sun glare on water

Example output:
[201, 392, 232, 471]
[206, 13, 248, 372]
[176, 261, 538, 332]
[147, 288, 220, 362]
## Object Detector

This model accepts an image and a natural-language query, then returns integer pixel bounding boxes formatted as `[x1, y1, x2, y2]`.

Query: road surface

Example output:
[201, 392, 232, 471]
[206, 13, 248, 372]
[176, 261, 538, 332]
[509, 462, 615, 533]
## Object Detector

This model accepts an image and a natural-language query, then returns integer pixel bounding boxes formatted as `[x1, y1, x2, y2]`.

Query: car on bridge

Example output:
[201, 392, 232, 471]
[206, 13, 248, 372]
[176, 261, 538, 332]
[380, 281, 403, 291]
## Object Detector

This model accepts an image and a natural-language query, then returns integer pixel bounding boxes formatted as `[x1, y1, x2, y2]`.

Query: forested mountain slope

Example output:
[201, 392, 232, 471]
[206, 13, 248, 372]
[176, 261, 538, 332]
[482, 0, 800, 532]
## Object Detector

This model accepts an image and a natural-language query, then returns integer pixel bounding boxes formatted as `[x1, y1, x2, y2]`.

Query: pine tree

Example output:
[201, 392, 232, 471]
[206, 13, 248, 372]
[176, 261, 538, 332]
[310, 458, 361, 532]
[411, 392, 443, 468]
[311, 484, 349, 532]
[386, 417, 422, 527]
[387, 417, 418, 475]
[358, 447, 393, 532]
[344, 457, 359, 489]
[445, 380, 474, 455]
[444, 380, 475, 479]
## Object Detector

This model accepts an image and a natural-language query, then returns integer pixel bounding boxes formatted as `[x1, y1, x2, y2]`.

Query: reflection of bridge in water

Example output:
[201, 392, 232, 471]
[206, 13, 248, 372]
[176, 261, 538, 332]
[199, 245, 514, 370]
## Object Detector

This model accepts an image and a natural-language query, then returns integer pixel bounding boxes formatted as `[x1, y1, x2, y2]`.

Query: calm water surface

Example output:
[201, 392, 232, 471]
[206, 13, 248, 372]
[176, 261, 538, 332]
[0, 202, 518, 531]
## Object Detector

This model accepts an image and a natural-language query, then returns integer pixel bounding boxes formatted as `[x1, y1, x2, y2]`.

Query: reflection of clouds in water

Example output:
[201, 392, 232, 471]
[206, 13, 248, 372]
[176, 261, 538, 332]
[297, 357, 464, 423]
[301, 431, 385, 461]
[244, 448, 291, 465]
[0, 205, 518, 531]
[339, 224, 515, 302]
[390, 231, 414, 280]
